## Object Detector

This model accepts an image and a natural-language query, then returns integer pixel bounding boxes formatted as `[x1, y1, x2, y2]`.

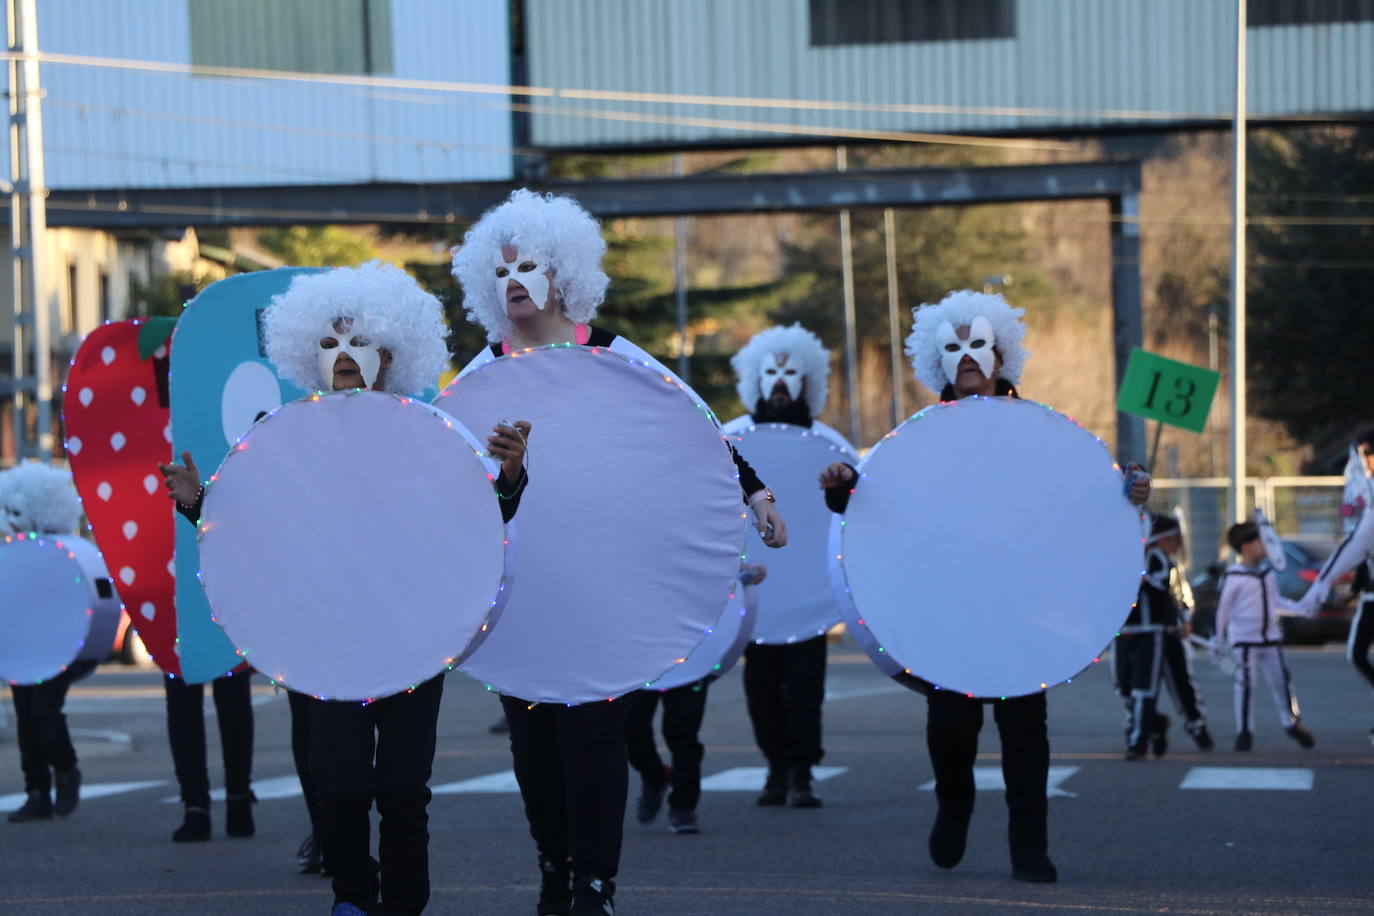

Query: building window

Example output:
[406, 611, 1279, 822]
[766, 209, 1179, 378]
[809, 0, 1016, 47]
[189, 0, 393, 75]
[98, 270, 111, 323]
[66, 263, 79, 333]
[1250, 0, 1374, 27]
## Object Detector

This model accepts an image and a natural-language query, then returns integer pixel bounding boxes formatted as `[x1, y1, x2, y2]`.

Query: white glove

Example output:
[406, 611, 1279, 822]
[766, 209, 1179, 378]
[1208, 638, 1226, 666]
[1296, 582, 1328, 618]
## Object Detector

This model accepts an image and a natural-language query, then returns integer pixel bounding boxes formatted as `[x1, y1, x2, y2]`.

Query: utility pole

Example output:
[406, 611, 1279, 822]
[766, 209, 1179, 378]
[7, 0, 51, 459]
[883, 207, 903, 427]
[837, 146, 860, 446]
[1228, 0, 1247, 523]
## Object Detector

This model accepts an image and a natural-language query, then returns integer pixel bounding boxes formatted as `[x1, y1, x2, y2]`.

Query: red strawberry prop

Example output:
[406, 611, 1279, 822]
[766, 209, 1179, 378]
[63, 319, 182, 676]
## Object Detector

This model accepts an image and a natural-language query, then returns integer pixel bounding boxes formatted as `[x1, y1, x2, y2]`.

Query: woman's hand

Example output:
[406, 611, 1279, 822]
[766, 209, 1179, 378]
[818, 462, 856, 489]
[157, 451, 202, 506]
[752, 500, 788, 548]
[488, 421, 532, 482]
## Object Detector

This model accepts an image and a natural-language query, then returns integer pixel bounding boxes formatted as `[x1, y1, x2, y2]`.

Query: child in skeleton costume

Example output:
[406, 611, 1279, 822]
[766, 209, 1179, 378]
[451, 189, 784, 916]
[1, 463, 98, 823]
[1215, 521, 1316, 752]
[721, 324, 848, 807]
[820, 290, 1151, 884]
[161, 261, 528, 916]
[1299, 430, 1374, 738]
[1153, 521, 1212, 750]
[1113, 514, 1198, 760]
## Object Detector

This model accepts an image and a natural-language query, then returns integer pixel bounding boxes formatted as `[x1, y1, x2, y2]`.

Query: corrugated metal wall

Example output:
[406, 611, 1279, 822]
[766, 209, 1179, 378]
[525, 0, 1374, 147]
[15, 0, 513, 188]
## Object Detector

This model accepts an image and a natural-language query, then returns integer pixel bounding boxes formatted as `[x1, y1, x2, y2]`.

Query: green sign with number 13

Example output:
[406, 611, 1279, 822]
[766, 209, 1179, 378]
[1116, 348, 1220, 433]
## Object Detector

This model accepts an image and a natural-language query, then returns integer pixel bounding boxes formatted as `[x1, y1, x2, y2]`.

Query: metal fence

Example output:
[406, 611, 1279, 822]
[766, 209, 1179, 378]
[1148, 476, 1345, 574]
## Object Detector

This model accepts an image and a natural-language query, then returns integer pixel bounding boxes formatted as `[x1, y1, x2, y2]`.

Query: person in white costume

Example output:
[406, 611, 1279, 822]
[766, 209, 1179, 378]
[721, 324, 852, 807]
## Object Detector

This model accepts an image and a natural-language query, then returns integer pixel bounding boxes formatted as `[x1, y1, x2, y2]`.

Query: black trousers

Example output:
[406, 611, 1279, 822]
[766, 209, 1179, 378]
[288, 689, 320, 834]
[624, 681, 709, 812]
[1161, 630, 1207, 725]
[1348, 595, 1374, 693]
[925, 690, 1050, 856]
[502, 694, 627, 881]
[310, 675, 444, 916]
[1113, 632, 1165, 749]
[163, 672, 254, 809]
[743, 635, 827, 768]
[11, 663, 92, 792]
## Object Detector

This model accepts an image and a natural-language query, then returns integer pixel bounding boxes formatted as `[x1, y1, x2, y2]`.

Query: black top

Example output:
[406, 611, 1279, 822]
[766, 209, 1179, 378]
[751, 398, 814, 429]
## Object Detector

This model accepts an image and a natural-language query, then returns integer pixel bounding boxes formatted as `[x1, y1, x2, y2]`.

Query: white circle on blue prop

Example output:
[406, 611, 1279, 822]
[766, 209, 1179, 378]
[0, 535, 122, 685]
[724, 421, 857, 643]
[831, 396, 1143, 699]
[1254, 508, 1287, 572]
[198, 391, 512, 702]
[651, 579, 757, 690]
[438, 345, 745, 704]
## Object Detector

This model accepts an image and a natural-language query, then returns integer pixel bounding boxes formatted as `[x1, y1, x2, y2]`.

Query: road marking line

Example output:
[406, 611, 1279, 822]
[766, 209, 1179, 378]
[824, 685, 906, 701]
[0, 780, 165, 810]
[433, 771, 522, 794]
[699, 766, 848, 791]
[1179, 767, 1313, 790]
[160, 774, 303, 803]
[919, 766, 1080, 798]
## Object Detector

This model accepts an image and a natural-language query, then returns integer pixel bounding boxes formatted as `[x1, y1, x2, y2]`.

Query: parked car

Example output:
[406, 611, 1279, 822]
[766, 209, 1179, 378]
[1188, 538, 1355, 645]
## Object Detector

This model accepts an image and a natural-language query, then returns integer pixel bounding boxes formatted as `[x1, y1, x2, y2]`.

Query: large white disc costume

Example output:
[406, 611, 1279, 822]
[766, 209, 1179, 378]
[830, 396, 1143, 698]
[0, 535, 122, 685]
[721, 420, 857, 643]
[438, 345, 745, 704]
[650, 579, 757, 690]
[197, 391, 513, 701]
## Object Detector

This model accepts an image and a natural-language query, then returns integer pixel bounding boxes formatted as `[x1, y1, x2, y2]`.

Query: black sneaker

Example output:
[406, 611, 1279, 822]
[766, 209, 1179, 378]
[296, 833, 323, 874]
[636, 767, 670, 824]
[1150, 714, 1170, 758]
[1234, 730, 1253, 752]
[6, 790, 53, 823]
[226, 791, 256, 837]
[1285, 723, 1316, 749]
[756, 765, 787, 806]
[172, 806, 211, 842]
[1185, 720, 1214, 751]
[537, 856, 572, 916]
[1011, 851, 1059, 884]
[788, 766, 822, 808]
[570, 875, 615, 915]
[667, 808, 700, 834]
[928, 801, 973, 869]
[53, 767, 81, 817]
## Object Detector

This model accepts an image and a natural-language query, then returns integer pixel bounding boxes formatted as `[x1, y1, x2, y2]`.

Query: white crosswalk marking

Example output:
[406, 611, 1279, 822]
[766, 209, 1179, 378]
[1180, 767, 1313, 790]
[918, 766, 1081, 798]
[0, 780, 165, 810]
[432, 771, 522, 794]
[160, 774, 304, 803]
[698, 766, 848, 791]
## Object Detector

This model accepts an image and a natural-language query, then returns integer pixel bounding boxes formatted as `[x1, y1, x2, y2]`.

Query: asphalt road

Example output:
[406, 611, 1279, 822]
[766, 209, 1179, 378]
[2, 644, 1372, 915]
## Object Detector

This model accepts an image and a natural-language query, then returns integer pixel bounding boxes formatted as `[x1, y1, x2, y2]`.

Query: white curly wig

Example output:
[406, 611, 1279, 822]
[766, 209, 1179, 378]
[262, 261, 450, 396]
[0, 461, 82, 535]
[905, 290, 1030, 396]
[730, 324, 831, 416]
[450, 189, 609, 342]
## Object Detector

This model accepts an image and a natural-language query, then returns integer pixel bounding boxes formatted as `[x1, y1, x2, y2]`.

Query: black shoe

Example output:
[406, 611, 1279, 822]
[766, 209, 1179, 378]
[226, 791, 256, 837]
[1234, 730, 1253, 752]
[928, 801, 973, 869]
[537, 856, 572, 916]
[788, 766, 822, 808]
[296, 833, 323, 874]
[1150, 714, 1170, 758]
[569, 875, 615, 915]
[1011, 851, 1059, 883]
[53, 767, 81, 817]
[1124, 742, 1147, 761]
[1285, 723, 1316, 749]
[172, 806, 211, 842]
[6, 790, 53, 823]
[756, 764, 787, 806]
[1186, 720, 1214, 751]
[636, 768, 670, 824]
[667, 808, 700, 834]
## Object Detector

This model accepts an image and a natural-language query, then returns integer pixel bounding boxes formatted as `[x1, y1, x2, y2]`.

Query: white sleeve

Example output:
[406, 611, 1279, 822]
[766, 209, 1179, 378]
[1313, 510, 1374, 591]
[1214, 572, 1237, 641]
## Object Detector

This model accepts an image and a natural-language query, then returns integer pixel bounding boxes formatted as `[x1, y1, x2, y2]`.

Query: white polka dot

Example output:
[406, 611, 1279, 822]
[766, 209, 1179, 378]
[118, 567, 135, 586]
[67, 437, 82, 455]
[78, 388, 94, 407]
[110, 432, 126, 452]
[130, 386, 147, 406]
[100, 346, 116, 365]
[97, 482, 113, 502]
[166, 559, 175, 577]
[139, 602, 156, 621]
[143, 474, 158, 495]
[122, 520, 138, 540]
[163, 424, 172, 443]
[153, 345, 167, 359]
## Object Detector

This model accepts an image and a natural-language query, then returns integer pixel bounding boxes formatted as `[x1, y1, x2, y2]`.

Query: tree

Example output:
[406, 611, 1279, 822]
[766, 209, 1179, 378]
[256, 226, 380, 267]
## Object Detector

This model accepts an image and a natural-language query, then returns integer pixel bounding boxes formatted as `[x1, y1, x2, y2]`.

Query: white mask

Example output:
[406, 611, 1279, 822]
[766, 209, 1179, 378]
[937, 317, 996, 387]
[496, 247, 553, 313]
[758, 352, 803, 403]
[317, 317, 382, 390]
